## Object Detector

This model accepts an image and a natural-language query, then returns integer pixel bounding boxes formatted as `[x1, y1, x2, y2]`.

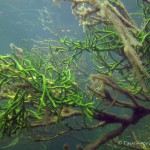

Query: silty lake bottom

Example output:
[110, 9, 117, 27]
[0, 0, 150, 150]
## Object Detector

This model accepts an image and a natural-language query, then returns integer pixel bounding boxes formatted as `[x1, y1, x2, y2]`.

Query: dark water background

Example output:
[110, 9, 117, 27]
[0, 0, 141, 55]
[0, 0, 145, 150]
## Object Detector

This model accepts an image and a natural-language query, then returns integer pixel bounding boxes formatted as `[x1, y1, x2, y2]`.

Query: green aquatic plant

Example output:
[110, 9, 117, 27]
[0, 41, 96, 140]
[0, 0, 150, 150]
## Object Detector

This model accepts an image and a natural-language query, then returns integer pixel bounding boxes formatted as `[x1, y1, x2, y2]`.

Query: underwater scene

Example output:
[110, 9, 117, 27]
[0, 0, 150, 150]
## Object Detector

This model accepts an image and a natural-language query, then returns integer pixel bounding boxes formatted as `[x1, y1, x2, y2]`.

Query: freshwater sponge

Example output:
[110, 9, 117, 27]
[65, 0, 150, 92]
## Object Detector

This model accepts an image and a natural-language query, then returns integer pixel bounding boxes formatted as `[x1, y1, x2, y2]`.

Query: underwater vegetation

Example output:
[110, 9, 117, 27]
[0, 0, 150, 149]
